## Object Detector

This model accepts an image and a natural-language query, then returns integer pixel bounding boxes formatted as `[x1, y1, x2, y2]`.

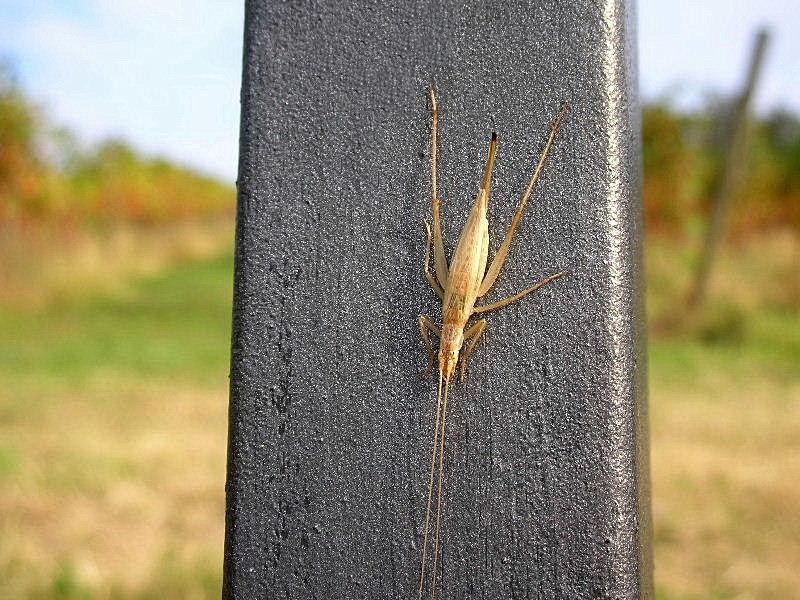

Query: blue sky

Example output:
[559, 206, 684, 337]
[1, 1, 798, 182]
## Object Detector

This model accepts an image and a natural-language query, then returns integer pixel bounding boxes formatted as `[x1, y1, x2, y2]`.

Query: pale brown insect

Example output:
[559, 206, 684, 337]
[417, 87, 569, 599]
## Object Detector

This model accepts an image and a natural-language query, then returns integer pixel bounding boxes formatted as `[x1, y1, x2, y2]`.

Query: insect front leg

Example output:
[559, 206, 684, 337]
[429, 87, 449, 287]
[458, 319, 487, 381]
[418, 316, 442, 378]
[423, 220, 444, 299]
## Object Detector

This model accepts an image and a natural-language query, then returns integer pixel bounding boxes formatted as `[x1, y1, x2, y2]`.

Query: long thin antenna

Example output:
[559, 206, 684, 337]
[430, 378, 451, 600]
[418, 372, 445, 599]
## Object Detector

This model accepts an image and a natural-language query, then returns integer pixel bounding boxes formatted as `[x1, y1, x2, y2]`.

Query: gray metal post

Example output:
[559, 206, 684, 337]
[224, 1, 651, 598]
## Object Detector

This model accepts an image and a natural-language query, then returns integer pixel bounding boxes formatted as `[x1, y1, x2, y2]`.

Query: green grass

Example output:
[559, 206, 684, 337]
[0, 252, 233, 392]
[651, 307, 800, 386]
[29, 551, 222, 600]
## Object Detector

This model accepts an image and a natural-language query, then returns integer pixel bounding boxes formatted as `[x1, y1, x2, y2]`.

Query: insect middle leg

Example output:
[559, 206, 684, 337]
[418, 316, 441, 377]
[473, 271, 569, 315]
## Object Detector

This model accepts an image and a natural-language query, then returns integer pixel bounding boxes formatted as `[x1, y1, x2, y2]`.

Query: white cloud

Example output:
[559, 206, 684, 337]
[1, 1, 244, 181]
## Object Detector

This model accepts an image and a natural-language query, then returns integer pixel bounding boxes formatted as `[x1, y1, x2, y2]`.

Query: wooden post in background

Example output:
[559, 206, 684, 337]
[224, 1, 651, 597]
[687, 28, 771, 314]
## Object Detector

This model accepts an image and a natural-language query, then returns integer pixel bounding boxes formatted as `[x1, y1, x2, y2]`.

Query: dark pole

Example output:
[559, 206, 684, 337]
[687, 28, 770, 313]
[224, 1, 651, 598]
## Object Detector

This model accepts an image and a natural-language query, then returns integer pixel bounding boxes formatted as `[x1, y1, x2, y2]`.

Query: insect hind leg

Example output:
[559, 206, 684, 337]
[477, 104, 570, 297]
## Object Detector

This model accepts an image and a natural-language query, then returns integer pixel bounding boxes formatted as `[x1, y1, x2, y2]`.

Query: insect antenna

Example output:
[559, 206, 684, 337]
[418, 371, 445, 600]
[430, 377, 451, 600]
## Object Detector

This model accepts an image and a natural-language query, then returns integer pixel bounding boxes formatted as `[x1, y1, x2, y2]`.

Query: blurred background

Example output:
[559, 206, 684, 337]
[0, 2, 797, 598]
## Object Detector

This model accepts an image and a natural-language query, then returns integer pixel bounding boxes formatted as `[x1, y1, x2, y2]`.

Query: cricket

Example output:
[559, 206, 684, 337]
[416, 87, 569, 600]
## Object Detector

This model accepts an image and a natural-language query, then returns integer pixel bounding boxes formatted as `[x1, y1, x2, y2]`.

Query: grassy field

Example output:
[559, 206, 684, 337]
[648, 232, 800, 599]
[0, 248, 233, 599]
[0, 230, 798, 598]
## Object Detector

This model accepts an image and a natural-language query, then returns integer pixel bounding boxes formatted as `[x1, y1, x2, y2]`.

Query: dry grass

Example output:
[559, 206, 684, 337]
[0, 379, 228, 599]
[651, 377, 800, 599]
[0, 218, 235, 307]
[647, 228, 800, 319]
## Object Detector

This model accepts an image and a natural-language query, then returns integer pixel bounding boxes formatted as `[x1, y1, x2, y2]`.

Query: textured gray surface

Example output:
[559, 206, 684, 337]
[224, 0, 651, 598]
